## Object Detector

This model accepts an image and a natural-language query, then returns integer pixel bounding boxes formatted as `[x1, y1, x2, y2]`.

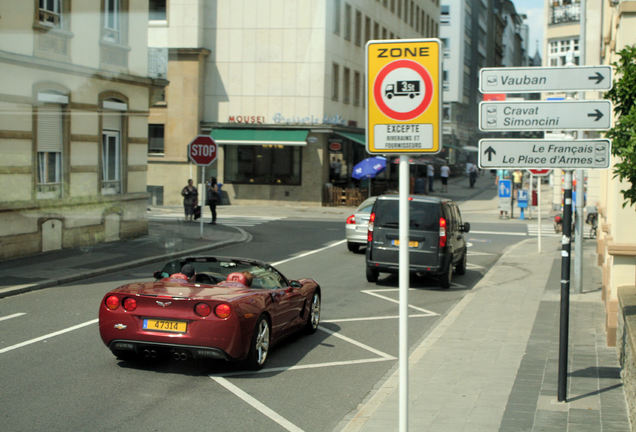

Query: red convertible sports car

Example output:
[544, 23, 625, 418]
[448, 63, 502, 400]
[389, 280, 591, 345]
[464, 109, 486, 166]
[98, 256, 321, 369]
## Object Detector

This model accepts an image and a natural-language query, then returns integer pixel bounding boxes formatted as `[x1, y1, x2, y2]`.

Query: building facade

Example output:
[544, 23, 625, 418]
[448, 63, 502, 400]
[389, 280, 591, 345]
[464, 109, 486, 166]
[147, 0, 440, 207]
[0, 0, 161, 260]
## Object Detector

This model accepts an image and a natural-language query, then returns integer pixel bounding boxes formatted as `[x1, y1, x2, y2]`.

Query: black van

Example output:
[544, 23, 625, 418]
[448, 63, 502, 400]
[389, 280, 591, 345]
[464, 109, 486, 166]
[365, 195, 470, 288]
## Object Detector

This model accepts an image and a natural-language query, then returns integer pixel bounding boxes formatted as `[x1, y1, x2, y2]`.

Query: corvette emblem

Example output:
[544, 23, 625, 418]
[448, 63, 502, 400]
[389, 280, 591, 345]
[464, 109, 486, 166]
[156, 301, 172, 307]
[114, 324, 127, 330]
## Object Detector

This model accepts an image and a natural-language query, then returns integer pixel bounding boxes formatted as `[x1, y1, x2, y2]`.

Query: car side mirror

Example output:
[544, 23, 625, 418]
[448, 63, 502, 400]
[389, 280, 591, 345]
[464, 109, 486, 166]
[462, 222, 471, 233]
[153, 271, 166, 280]
[290, 280, 302, 289]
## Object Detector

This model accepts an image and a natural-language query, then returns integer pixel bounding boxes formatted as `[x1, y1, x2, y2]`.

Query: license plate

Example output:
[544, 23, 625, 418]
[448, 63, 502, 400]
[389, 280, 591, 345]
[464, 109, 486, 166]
[143, 318, 187, 333]
[392, 240, 419, 247]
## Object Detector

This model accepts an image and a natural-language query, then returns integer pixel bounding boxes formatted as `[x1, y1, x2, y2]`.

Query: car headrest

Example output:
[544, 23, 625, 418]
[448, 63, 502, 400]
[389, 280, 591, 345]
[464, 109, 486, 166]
[226, 272, 247, 285]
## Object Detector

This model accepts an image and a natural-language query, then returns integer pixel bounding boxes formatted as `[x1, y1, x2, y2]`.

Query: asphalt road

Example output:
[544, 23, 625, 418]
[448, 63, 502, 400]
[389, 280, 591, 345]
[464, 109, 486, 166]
[0, 214, 525, 432]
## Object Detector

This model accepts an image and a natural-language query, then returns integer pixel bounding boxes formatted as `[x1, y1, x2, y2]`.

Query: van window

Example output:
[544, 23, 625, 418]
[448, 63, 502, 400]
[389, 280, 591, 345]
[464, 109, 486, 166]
[374, 199, 439, 230]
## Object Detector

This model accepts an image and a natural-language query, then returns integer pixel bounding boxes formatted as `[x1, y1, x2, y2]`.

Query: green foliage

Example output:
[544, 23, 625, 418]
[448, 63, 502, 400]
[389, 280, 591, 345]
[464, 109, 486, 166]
[605, 45, 636, 207]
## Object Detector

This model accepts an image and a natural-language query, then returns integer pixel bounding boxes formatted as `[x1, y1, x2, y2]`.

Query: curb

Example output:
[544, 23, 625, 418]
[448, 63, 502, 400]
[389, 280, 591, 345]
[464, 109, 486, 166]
[0, 226, 251, 299]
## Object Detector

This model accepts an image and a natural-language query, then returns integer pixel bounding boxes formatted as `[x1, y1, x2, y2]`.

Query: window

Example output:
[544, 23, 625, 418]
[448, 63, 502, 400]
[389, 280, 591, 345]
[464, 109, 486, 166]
[38, 0, 61, 27]
[148, 124, 165, 154]
[373, 21, 379, 39]
[332, 63, 340, 101]
[443, 104, 451, 121]
[344, 3, 352, 41]
[364, 16, 371, 43]
[353, 71, 361, 106]
[382, 27, 387, 39]
[223, 145, 302, 186]
[149, 0, 167, 21]
[102, 131, 121, 194]
[441, 4, 450, 24]
[355, 10, 362, 46]
[397, 0, 402, 18]
[103, 0, 120, 42]
[37, 103, 64, 199]
[343, 67, 351, 104]
[334, 0, 341, 35]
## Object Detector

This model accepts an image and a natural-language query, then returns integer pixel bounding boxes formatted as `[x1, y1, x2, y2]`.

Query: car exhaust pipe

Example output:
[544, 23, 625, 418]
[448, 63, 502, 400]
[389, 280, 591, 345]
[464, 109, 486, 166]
[172, 351, 181, 361]
[180, 352, 188, 361]
[171, 350, 188, 361]
[144, 349, 158, 359]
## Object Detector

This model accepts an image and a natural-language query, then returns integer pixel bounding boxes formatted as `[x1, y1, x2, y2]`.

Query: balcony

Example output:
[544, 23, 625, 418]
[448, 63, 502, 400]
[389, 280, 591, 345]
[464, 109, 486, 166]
[550, 3, 580, 24]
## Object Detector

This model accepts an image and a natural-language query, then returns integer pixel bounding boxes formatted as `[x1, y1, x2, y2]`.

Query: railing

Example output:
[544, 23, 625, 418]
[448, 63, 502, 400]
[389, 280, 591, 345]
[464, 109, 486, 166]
[550, 3, 580, 24]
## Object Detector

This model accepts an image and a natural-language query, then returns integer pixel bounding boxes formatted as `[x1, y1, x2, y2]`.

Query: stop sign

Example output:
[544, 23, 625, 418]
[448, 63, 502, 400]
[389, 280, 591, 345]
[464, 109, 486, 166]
[188, 135, 217, 166]
[528, 169, 551, 176]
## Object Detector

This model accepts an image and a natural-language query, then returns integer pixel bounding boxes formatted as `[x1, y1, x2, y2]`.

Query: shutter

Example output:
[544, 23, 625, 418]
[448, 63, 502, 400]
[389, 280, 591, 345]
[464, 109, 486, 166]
[37, 105, 63, 152]
[103, 111, 121, 131]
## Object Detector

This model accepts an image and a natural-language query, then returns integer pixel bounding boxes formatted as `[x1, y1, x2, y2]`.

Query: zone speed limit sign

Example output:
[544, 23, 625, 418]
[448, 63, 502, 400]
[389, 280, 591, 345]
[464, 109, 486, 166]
[366, 39, 442, 154]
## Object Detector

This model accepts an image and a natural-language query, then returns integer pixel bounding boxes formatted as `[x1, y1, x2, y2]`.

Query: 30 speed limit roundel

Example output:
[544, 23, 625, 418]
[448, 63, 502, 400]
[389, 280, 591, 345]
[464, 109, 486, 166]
[373, 59, 434, 121]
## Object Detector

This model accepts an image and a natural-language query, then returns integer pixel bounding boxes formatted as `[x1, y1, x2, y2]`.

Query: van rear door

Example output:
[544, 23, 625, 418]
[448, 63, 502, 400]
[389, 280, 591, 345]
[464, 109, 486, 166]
[371, 199, 441, 268]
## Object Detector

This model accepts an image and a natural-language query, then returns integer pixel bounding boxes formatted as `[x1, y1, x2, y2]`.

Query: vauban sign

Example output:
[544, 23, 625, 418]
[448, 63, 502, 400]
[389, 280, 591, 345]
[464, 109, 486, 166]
[480, 65, 613, 93]
[479, 100, 612, 131]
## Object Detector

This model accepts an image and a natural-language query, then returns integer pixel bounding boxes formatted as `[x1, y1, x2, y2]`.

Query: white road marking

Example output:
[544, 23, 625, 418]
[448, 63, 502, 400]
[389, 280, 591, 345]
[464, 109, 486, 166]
[318, 325, 395, 359]
[211, 376, 305, 432]
[0, 319, 97, 354]
[469, 230, 526, 236]
[213, 358, 394, 378]
[272, 240, 347, 266]
[323, 314, 432, 323]
[361, 289, 439, 315]
[0, 312, 26, 321]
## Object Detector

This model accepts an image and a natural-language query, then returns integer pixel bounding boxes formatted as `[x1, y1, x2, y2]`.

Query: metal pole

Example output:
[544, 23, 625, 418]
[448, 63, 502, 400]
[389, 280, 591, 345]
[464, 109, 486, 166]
[200, 165, 204, 238]
[538, 176, 542, 253]
[398, 154, 410, 432]
[558, 170, 573, 402]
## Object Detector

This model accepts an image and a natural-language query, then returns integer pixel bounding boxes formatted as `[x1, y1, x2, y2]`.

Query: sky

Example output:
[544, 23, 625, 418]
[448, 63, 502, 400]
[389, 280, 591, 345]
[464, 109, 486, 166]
[514, 0, 545, 58]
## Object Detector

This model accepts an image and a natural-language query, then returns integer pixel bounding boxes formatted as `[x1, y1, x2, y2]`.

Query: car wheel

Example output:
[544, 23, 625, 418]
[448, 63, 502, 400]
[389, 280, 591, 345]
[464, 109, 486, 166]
[455, 248, 467, 275]
[347, 242, 360, 253]
[304, 291, 321, 334]
[440, 257, 453, 289]
[245, 315, 271, 370]
[366, 266, 379, 283]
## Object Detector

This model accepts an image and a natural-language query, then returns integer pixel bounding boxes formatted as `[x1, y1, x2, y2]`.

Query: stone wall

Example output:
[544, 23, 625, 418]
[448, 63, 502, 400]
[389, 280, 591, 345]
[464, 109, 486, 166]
[617, 285, 636, 428]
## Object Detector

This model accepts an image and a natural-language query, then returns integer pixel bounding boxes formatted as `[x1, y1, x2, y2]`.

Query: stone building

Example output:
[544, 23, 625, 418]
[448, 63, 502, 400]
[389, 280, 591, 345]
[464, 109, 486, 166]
[0, 0, 163, 260]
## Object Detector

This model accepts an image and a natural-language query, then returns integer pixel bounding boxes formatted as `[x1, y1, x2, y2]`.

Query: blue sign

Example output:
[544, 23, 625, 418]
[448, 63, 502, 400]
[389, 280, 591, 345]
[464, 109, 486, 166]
[517, 189, 529, 208]
[498, 179, 512, 198]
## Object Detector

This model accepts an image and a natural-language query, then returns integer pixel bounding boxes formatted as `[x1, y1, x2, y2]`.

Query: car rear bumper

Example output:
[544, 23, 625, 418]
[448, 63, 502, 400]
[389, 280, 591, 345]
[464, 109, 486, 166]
[366, 255, 450, 275]
[109, 339, 232, 361]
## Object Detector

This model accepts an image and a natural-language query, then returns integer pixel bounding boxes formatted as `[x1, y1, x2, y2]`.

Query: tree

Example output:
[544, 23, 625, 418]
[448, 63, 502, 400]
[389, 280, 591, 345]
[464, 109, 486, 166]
[605, 44, 636, 207]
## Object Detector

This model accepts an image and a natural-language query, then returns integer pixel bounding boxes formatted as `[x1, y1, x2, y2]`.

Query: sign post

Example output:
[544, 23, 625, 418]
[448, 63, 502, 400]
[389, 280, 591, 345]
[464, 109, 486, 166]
[188, 135, 217, 238]
[366, 38, 441, 431]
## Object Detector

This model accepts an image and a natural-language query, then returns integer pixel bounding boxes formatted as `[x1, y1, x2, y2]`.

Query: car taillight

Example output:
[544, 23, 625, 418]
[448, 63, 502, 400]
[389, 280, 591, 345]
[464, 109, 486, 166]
[346, 214, 356, 224]
[215, 303, 231, 319]
[439, 217, 447, 247]
[367, 212, 376, 242]
[105, 295, 120, 310]
[195, 303, 211, 317]
[123, 297, 137, 311]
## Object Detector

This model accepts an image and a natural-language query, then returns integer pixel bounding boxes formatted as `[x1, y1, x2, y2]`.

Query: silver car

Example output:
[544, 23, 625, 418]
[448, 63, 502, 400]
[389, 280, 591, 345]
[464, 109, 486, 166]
[345, 196, 377, 253]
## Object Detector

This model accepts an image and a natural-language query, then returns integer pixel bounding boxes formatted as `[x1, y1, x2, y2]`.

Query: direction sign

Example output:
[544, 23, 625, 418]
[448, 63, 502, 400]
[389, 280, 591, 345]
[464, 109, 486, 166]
[479, 66, 613, 93]
[479, 100, 612, 131]
[366, 39, 441, 154]
[478, 139, 611, 169]
[188, 135, 217, 166]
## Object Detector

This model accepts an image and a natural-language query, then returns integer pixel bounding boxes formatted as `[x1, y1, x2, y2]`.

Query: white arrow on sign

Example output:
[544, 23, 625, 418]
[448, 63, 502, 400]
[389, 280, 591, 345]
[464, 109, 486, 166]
[479, 100, 612, 131]
[479, 65, 613, 93]
[478, 138, 611, 169]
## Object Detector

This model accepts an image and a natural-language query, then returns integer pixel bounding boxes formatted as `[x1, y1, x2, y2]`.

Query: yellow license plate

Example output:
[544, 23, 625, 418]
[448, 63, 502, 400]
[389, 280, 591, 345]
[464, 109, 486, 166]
[143, 318, 187, 333]
[392, 240, 419, 247]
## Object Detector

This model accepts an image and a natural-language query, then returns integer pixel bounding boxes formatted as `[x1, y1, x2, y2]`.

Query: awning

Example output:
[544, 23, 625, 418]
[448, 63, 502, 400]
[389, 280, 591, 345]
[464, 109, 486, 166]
[210, 128, 308, 146]
[335, 131, 366, 146]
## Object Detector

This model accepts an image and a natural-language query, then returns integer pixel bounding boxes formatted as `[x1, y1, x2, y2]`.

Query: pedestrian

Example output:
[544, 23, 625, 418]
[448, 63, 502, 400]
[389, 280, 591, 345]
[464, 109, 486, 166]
[440, 163, 450, 193]
[181, 179, 198, 222]
[206, 176, 220, 224]
[512, 170, 523, 192]
[469, 163, 478, 188]
[427, 163, 435, 192]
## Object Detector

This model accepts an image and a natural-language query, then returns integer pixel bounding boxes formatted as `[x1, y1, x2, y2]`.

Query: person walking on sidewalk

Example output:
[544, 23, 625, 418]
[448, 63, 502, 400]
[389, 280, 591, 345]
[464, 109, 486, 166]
[181, 179, 198, 222]
[440, 163, 450, 193]
[206, 176, 220, 225]
[427, 163, 435, 192]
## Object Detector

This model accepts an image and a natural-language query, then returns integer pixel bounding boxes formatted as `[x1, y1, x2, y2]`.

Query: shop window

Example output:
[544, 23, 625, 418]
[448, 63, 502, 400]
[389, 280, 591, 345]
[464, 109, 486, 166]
[224, 145, 301, 186]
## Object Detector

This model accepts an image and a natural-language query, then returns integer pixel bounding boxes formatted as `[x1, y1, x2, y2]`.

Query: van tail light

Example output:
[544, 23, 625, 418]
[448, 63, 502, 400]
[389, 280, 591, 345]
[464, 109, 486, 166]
[439, 217, 447, 247]
[367, 212, 376, 242]
[346, 215, 356, 224]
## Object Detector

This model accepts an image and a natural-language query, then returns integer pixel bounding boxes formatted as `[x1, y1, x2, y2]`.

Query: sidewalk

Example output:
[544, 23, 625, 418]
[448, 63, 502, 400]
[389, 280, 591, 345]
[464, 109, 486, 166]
[338, 237, 631, 431]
